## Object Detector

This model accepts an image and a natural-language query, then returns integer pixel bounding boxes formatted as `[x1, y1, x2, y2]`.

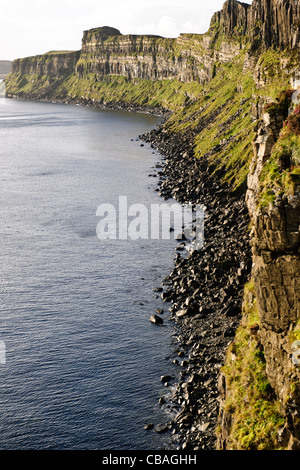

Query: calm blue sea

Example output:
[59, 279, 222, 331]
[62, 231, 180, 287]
[0, 98, 178, 450]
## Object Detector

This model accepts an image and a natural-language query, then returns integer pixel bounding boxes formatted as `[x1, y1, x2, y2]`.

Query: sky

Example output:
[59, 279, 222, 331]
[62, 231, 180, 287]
[0, 0, 252, 61]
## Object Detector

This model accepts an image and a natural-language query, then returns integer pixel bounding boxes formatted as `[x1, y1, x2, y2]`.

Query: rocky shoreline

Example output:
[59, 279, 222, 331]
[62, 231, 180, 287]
[141, 124, 252, 450]
[5, 93, 171, 119]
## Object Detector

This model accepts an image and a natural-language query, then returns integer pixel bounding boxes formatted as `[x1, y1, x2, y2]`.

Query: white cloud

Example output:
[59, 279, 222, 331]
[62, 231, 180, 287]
[156, 16, 180, 38]
[0, 0, 253, 60]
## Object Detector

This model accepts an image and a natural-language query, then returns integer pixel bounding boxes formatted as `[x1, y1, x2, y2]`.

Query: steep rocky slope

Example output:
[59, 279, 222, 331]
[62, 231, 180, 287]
[4, 0, 300, 450]
[217, 85, 300, 449]
[211, 0, 300, 49]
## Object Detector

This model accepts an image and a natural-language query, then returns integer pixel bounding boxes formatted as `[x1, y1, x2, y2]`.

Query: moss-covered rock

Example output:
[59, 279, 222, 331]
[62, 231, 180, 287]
[217, 281, 286, 450]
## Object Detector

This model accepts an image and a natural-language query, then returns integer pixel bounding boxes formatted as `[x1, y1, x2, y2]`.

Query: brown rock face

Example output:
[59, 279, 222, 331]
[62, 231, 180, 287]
[245, 102, 300, 448]
[250, 195, 300, 449]
[218, 105, 300, 449]
[210, 0, 250, 36]
[76, 30, 240, 84]
[248, 0, 300, 49]
[211, 0, 300, 49]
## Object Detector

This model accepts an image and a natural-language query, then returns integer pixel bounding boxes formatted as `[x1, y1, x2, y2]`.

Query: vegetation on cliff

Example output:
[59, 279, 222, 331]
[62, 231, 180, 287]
[217, 282, 285, 450]
[260, 105, 300, 201]
[162, 51, 256, 192]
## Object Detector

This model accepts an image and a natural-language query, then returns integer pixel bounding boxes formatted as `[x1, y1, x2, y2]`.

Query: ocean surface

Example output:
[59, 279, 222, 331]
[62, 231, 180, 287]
[0, 98, 179, 450]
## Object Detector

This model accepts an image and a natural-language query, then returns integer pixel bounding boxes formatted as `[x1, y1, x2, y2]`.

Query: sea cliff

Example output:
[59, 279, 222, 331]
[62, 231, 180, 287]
[5, 0, 300, 450]
[0, 60, 12, 79]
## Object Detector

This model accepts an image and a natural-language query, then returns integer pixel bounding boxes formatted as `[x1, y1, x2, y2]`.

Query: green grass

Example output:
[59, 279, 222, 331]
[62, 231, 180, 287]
[289, 319, 300, 344]
[59, 74, 204, 110]
[259, 119, 300, 201]
[161, 52, 257, 191]
[44, 50, 77, 55]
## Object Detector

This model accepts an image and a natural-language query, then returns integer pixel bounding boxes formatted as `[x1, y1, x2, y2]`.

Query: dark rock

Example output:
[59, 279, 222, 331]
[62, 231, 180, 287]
[224, 327, 235, 337]
[150, 314, 164, 325]
[144, 423, 154, 430]
[161, 290, 173, 302]
[155, 308, 164, 314]
[155, 423, 169, 434]
[161, 374, 174, 383]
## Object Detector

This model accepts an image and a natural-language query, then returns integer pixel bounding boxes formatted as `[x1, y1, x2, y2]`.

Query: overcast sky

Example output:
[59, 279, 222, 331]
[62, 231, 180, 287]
[0, 0, 252, 61]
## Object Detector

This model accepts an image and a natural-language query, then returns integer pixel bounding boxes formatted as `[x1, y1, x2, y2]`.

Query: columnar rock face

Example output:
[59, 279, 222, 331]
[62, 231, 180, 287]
[7, 27, 242, 90]
[211, 0, 300, 49]
[8, 0, 300, 92]
[217, 49, 300, 447]
[246, 114, 300, 449]
[210, 0, 250, 36]
[248, 0, 300, 49]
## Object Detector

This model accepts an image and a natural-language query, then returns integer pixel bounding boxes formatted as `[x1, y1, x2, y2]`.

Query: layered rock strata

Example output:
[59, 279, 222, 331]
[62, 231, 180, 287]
[75, 25, 242, 84]
[12, 51, 80, 78]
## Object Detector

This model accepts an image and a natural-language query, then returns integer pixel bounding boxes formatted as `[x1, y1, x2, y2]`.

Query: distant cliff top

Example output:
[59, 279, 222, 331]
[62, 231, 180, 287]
[0, 60, 12, 74]
[44, 50, 78, 55]
[83, 26, 122, 39]
[82, 25, 164, 43]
